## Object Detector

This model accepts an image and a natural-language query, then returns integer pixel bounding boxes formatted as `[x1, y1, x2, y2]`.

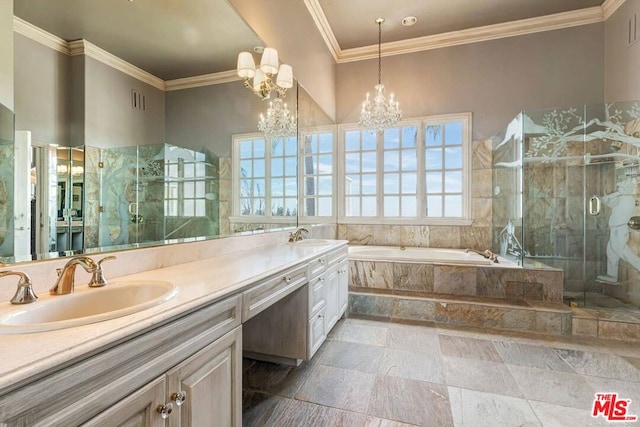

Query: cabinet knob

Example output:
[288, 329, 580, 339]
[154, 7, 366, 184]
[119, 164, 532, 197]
[320, 258, 325, 264]
[157, 403, 174, 419]
[171, 391, 187, 406]
[282, 276, 291, 283]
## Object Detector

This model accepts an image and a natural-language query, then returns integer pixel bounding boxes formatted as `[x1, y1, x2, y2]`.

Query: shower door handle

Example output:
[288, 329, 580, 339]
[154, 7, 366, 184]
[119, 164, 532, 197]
[589, 196, 601, 216]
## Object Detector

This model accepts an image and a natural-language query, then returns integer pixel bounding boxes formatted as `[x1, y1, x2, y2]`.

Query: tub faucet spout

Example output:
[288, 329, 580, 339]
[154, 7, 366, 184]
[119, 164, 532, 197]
[465, 248, 499, 263]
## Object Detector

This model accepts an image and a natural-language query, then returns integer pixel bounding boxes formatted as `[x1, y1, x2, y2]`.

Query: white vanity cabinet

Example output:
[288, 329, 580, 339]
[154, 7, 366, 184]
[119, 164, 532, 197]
[323, 249, 349, 332]
[0, 295, 242, 427]
[242, 245, 348, 365]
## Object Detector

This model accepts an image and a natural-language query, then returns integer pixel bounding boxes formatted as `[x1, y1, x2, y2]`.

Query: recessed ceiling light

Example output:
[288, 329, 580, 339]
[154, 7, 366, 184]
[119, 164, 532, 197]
[402, 16, 417, 26]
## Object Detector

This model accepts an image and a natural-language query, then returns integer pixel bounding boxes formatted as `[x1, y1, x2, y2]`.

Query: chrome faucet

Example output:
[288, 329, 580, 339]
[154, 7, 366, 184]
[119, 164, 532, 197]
[288, 227, 309, 243]
[88, 256, 117, 287]
[465, 248, 499, 263]
[0, 271, 38, 304]
[50, 256, 98, 295]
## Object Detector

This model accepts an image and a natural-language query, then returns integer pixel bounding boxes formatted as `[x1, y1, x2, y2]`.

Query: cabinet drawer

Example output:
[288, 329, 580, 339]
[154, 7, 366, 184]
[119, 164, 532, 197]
[307, 305, 326, 359]
[326, 247, 348, 266]
[242, 263, 308, 321]
[308, 255, 327, 280]
[309, 275, 326, 318]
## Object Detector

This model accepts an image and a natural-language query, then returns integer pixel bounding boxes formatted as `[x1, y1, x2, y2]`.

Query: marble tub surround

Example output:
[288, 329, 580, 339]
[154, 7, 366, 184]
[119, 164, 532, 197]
[349, 292, 572, 336]
[572, 306, 640, 342]
[0, 234, 346, 392]
[243, 317, 640, 427]
[349, 259, 563, 302]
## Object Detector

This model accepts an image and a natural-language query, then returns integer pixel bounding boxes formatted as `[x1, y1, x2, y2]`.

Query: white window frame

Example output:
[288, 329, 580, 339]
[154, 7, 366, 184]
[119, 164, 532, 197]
[231, 132, 298, 225]
[337, 112, 473, 225]
[298, 125, 337, 224]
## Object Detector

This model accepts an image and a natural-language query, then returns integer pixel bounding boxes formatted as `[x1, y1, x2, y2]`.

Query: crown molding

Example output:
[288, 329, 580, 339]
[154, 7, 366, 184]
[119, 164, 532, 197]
[303, 0, 340, 62]
[305, 2, 616, 63]
[338, 7, 605, 62]
[602, 0, 626, 20]
[69, 40, 165, 90]
[13, 16, 70, 55]
[165, 70, 241, 91]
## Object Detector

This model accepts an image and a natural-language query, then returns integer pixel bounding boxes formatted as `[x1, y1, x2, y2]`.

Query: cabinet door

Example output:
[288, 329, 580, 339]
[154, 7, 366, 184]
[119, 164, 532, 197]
[166, 327, 242, 427]
[338, 258, 349, 316]
[324, 264, 339, 332]
[82, 376, 166, 427]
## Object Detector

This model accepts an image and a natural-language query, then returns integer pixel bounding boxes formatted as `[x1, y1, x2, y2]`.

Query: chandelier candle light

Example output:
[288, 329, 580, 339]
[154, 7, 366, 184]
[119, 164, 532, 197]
[359, 18, 402, 133]
[236, 47, 293, 99]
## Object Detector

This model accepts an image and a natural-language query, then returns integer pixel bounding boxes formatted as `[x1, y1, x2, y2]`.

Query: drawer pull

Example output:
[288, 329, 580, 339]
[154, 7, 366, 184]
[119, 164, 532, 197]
[157, 403, 174, 419]
[320, 259, 325, 264]
[171, 391, 187, 406]
[282, 276, 291, 283]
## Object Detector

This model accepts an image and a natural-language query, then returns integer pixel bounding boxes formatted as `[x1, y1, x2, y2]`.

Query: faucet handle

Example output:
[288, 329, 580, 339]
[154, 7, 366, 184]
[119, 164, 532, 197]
[0, 271, 38, 304]
[88, 256, 116, 288]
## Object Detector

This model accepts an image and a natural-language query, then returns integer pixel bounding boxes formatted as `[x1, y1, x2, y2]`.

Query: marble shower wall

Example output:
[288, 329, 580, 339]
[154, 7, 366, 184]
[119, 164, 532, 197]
[0, 140, 13, 258]
[338, 139, 493, 249]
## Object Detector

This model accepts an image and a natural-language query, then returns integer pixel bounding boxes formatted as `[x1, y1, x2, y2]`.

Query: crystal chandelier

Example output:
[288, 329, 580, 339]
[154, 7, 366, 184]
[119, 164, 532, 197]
[237, 47, 293, 99]
[258, 98, 297, 140]
[359, 18, 402, 133]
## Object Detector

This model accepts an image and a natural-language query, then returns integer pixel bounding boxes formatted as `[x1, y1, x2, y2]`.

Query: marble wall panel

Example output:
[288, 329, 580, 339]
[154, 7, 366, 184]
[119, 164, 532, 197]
[349, 261, 393, 289]
[460, 227, 491, 251]
[398, 226, 430, 247]
[473, 139, 493, 169]
[393, 263, 434, 292]
[348, 293, 393, 319]
[472, 198, 492, 227]
[429, 227, 461, 248]
[434, 265, 477, 296]
[472, 169, 493, 198]
[392, 298, 437, 322]
[476, 268, 506, 298]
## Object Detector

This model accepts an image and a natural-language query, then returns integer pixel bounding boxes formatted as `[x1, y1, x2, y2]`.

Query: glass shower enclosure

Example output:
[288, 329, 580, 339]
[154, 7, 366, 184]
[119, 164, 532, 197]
[492, 100, 640, 315]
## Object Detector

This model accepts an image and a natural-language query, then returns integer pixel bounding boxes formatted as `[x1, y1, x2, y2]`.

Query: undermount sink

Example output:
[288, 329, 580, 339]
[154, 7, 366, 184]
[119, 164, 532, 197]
[293, 239, 334, 246]
[0, 280, 178, 334]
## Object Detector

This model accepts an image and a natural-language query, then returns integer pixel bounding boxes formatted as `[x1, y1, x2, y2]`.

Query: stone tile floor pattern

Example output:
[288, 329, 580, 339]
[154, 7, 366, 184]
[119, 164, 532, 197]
[242, 318, 640, 427]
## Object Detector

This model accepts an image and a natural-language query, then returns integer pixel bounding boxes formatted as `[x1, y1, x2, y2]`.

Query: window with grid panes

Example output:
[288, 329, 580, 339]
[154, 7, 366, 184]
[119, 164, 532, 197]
[300, 128, 334, 218]
[235, 134, 297, 218]
[339, 113, 471, 222]
[164, 147, 207, 217]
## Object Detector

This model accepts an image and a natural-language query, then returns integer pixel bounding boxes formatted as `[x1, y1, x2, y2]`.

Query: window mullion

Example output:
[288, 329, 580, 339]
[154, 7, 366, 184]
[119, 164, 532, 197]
[377, 131, 383, 219]
[417, 124, 426, 220]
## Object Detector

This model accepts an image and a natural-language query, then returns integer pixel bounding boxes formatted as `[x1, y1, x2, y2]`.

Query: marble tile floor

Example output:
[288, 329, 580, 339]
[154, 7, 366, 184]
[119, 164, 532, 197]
[242, 318, 640, 427]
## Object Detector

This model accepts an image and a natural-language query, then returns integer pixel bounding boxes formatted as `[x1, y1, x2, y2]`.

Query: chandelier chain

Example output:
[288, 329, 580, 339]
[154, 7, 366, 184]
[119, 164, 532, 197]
[358, 17, 402, 133]
[378, 21, 382, 85]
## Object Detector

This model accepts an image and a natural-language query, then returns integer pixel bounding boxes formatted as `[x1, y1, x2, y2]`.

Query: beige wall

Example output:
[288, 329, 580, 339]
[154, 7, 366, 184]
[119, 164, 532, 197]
[336, 24, 605, 141]
[0, 0, 13, 110]
[605, 0, 640, 102]
[228, 0, 337, 121]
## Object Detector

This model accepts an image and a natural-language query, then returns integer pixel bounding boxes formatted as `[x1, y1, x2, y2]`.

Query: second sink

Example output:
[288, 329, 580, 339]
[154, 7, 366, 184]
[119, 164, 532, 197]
[0, 280, 178, 334]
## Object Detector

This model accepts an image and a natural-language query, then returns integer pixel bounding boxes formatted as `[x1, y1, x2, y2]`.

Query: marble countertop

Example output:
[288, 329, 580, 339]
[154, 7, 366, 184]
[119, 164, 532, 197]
[0, 240, 347, 394]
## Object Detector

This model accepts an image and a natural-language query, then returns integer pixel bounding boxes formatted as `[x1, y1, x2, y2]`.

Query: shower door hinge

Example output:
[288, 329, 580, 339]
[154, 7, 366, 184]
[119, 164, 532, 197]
[98, 161, 104, 168]
[98, 206, 104, 213]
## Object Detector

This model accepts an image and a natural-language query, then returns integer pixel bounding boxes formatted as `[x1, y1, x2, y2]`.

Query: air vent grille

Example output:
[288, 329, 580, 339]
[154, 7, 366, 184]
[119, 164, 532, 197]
[629, 13, 638, 46]
[132, 89, 146, 111]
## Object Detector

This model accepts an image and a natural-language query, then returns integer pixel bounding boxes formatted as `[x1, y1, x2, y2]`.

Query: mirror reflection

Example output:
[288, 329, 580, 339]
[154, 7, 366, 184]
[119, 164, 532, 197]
[2, 0, 336, 265]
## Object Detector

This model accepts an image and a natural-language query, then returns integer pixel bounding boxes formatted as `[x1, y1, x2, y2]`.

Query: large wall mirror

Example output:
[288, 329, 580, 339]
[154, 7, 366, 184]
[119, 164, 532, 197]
[0, 0, 333, 265]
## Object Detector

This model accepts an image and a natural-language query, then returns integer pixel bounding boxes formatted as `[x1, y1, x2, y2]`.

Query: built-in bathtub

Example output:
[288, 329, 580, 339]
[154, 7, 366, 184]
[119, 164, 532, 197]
[348, 245, 516, 266]
[347, 245, 570, 335]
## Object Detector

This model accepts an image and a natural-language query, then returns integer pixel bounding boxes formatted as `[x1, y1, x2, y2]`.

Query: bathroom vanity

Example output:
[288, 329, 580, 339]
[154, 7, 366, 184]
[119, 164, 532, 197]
[0, 240, 347, 426]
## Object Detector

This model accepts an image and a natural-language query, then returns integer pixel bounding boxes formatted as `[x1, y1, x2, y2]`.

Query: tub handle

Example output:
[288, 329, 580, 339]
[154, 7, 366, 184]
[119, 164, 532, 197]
[589, 196, 601, 216]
